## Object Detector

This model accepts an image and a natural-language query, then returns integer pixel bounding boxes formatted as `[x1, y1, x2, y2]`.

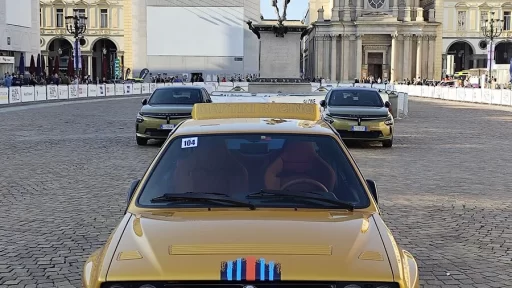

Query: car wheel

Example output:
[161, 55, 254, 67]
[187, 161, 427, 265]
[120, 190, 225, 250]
[136, 137, 148, 146]
[382, 138, 393, 148]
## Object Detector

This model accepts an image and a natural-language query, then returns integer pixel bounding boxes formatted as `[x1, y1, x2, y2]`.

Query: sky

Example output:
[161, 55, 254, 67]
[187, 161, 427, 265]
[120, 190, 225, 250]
[260, 0, 309, 20]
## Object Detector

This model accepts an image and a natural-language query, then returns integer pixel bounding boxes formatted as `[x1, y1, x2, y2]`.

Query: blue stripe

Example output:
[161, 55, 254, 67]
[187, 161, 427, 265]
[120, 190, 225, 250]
[236, 258, 242, 280]
[269, 261, 274, 281]
[260, 258, 265, 280]
[227, 261, 233, 281]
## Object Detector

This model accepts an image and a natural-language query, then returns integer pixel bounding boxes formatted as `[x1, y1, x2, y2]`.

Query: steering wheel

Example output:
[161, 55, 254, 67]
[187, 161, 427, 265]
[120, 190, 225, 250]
[281, 179, 328, 193]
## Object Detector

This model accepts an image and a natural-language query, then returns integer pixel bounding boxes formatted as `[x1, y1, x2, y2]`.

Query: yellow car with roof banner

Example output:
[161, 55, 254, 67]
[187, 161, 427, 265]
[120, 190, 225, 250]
[82, 103, 418, 288]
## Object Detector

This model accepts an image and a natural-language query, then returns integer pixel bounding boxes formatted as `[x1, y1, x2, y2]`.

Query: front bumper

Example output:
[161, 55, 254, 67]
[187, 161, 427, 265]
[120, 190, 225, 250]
[330, 119, 393, 141]
[136, 117, 189, 139]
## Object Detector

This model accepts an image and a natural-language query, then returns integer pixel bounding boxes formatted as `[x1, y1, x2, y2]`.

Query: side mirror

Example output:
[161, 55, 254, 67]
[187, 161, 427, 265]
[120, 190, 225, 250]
[141, 98, 148, 105]
[126, 179, 140, 207]
[384, 101, 391, 108]
[319, 100, 326, 107]
[366, 179, 378, 204]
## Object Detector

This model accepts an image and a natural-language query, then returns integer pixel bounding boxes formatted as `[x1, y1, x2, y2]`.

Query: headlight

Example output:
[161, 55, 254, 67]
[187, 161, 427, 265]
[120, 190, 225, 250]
[384, 115, 393, 125]
[343, 285, 361, 288]
[136, 112, 144, 123]
[139, 285, 156, 288]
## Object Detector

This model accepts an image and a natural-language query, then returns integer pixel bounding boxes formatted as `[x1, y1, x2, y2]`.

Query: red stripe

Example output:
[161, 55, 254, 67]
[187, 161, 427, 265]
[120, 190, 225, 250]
[246, 257, 256, 281]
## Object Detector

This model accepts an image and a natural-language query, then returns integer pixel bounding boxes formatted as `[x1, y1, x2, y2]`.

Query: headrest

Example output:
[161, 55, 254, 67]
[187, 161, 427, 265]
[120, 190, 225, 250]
[280, 141, 317, 161]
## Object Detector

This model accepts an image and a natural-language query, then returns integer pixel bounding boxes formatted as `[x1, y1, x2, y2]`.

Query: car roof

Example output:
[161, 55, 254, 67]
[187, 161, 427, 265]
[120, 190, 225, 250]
[173, 118, 337, 136]
[330, 87, 379, 92]
[155, 86, 203, 90]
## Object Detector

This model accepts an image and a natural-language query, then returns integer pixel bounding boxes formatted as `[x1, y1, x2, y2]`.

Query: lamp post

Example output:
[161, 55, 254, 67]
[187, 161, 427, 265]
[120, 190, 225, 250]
[102, 47, 106, 80]
[65, 12, 87, 78]
[481, 11, 503, 85]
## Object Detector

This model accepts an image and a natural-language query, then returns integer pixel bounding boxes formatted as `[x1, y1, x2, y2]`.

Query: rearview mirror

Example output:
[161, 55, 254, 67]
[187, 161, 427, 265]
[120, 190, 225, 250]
[384, 101, 391, 108]
[141, 98, 148, 105]
[366, 179, 378, 204]
[126, 179, 140, 208]
[319, 100, 326, 107]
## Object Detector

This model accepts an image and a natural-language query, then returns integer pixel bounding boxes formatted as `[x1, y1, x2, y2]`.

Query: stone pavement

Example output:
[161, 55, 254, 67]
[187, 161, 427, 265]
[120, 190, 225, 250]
[0, 97, 511, 287]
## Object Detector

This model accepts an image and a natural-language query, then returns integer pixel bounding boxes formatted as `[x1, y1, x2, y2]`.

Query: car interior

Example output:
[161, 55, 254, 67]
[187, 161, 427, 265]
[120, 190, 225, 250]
[143, 135, 366, 205]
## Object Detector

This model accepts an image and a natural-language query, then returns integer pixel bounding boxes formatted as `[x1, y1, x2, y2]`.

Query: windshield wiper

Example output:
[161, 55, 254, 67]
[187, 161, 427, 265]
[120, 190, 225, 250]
[246, 189, 354, 211]
[150, 192, 256, 210]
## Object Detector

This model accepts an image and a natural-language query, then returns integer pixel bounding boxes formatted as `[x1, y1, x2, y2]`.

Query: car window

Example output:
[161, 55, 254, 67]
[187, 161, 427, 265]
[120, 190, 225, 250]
[328, 90, 384, 107]
[137, 133, 370, 209]
[148, 88, 203, 105]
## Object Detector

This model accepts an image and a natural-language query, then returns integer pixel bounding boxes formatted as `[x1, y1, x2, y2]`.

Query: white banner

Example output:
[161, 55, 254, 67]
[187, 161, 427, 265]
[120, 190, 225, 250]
[0, 87, 8, 104]
[115, 84, 124, 95]
[124, 83, 133, 95]
[47, 85, 58, 100]
[9, 86, 21, 103]
[78, 84, 88, 98]
[142, 83, 150, 94]
[133, 83, 142, 95]
[97, 84, 106, 96]
[69, 85, 78, 98]
[21, 86, 35, 102]
[35, 86, 47, 101]
[58, 85, 69, 99]
[105, 84, 115, 96]
[88, 84, 97, 97]
[156, 83, 165, 88]
[149, 83, 156, 93]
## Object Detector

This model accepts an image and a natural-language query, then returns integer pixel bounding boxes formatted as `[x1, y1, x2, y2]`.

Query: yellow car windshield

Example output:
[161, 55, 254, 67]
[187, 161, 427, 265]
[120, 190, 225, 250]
[137, 133, 370, 209]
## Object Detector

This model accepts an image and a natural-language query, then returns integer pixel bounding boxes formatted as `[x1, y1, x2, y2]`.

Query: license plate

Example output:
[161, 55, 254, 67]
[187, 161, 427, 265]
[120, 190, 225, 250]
[160, 124, 175, 130]
[351, 126, 367, 132]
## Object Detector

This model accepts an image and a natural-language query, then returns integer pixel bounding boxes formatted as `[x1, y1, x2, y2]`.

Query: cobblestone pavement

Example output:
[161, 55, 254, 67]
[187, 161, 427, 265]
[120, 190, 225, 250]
[0, 96, 511, 287]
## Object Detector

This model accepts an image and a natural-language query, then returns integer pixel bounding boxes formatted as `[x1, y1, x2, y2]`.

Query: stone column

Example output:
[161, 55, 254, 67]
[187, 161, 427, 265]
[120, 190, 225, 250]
[323, 35, 330, 79]
[315, 36, 323, 78]
[416, 7, 424, 21]
[342, 34, 350, 81]
[88, 55, 93, 77]
[356, 0, 362, 19]
[342, 0, 351, 21]
[356, 34, 363, 79]
[390, 34, 398, 82]
[404, 0, 412, 22]
[403, 34, 411, 80]
[331, 35, 338, 81]
[391, 0, 398, 18]
[416, 35, 422, 79]
[427, 35, 435, 79]
[331, 0, 340, 21]
[397, 35, 404, 81]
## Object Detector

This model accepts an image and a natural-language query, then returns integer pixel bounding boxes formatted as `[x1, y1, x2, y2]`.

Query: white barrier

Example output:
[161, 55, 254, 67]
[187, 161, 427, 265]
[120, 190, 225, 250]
[395, 85, 512, 107]
[1, 82, 404, 108]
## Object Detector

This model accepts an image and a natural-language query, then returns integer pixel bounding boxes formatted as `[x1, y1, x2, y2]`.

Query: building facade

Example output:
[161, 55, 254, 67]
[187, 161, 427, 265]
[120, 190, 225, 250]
[303, 0, 443, 82]
[443, 1, 512, 75]
[40, 0, 126, 80]
[0, 0, 41, 75]
[128, 0, 260, 77]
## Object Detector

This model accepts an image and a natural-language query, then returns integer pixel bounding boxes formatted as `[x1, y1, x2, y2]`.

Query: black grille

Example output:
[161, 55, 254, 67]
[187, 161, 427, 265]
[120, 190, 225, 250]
[101, 281, 399, 288]
[144, 128, 172, 137]
[331, 114, 387, 120]
[337, 130, 383, 139]
[143, 112, 191, 119]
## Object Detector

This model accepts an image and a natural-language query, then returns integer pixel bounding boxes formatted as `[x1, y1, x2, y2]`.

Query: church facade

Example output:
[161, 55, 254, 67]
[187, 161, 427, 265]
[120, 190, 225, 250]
[303, 0, 443, 82]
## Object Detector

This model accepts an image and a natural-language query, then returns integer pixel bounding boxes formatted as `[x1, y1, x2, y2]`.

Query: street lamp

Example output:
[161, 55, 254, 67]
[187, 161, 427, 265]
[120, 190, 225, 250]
[65, 12, 87, 77]
[481, 11, 503, 85]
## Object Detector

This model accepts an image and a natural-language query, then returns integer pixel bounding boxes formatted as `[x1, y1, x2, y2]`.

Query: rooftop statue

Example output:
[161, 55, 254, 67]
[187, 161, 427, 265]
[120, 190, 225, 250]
[246, 0, 291, 38]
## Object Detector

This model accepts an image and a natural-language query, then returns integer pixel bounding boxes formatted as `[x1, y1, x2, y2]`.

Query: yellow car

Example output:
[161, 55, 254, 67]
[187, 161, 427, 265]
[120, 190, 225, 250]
[82, 103, 418, 288]
[136, 86, 213, 145]
[320, 87, 394, 147]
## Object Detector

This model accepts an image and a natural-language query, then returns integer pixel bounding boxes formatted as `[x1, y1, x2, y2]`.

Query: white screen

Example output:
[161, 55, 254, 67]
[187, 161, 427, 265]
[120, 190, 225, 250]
[6, 0, 32, 27]
[147, 7, 244, 57]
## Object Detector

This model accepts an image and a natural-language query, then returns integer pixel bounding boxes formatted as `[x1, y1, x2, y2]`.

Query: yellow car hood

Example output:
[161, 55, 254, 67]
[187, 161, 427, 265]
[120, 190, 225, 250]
[106, 210, 393, 282]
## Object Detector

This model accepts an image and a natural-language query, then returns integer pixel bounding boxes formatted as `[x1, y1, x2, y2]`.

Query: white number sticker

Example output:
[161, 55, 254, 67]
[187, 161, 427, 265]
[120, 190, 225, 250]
[181, 137, 198, 148]
[303, 99, 316, 104]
